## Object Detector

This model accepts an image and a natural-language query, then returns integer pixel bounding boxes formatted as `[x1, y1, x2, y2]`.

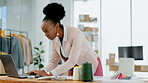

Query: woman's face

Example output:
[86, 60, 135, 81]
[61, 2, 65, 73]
[41, 20, 57, 40]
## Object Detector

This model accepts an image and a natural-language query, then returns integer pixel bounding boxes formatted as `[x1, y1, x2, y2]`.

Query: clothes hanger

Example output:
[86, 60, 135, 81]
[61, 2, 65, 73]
[11, 33, 17, 37]
[0, 30, 10, 38]
[18, 34, 25, 37]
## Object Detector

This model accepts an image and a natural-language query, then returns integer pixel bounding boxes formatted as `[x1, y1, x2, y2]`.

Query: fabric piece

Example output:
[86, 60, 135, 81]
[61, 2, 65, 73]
[94, 57, 103, 76]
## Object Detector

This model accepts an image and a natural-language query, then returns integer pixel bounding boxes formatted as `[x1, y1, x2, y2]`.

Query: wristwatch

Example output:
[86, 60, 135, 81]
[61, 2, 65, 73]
[47, 72, 51, 76]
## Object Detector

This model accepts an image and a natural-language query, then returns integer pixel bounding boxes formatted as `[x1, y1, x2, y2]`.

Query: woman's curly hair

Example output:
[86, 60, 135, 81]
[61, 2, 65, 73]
[43, 3, 65, 24]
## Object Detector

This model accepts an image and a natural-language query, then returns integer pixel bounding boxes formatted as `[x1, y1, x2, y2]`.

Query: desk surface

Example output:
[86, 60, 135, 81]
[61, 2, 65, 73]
[0, 76, 147, 83]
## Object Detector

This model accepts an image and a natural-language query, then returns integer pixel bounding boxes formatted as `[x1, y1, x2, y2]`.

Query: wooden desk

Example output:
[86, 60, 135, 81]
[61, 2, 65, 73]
[0, 76, 147, 83]
[109, 64, 148, 72]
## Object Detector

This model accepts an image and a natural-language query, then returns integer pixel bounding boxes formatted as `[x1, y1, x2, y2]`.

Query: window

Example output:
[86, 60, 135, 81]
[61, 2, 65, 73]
[0, 0, 7, 29]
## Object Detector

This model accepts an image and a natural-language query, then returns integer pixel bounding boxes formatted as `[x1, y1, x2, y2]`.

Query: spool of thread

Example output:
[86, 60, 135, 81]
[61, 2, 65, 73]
[82, 62, 93, 82]
[79, 66, 82, 81]
[73, 66, 80, 80]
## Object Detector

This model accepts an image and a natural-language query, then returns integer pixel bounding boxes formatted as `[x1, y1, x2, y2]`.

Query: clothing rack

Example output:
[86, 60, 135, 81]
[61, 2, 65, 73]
[0, 28, 29, 73]
[0, 28, 28, 53]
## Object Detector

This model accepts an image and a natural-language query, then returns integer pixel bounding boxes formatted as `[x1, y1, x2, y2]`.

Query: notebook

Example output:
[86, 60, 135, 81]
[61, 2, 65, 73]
[0, 54, 40, 78]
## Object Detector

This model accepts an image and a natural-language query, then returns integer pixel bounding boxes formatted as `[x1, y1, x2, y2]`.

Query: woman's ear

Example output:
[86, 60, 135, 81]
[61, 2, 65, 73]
[55, 23, 60, 30]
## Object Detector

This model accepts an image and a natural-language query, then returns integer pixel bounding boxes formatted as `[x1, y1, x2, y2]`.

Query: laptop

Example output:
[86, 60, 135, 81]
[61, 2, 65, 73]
[0, 54, 40, 78]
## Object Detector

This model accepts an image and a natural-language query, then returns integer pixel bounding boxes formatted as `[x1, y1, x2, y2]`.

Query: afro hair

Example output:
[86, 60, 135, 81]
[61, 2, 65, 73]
[43, 3, 65, 23]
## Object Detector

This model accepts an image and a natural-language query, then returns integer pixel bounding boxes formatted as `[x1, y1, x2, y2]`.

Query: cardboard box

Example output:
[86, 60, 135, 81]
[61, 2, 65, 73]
[91, 28, 98, 32]
[79, 14, 90, 21]
[84, 15, 90, 21]
[110, 59, 115, 64]
[95, 50, 98, 54]
[106, 59, 110, 65]
[109, 53, 115, 59]
[84, 27, 92, 31]
[106, 59, 115, 65]
[91, 34, 98, 42]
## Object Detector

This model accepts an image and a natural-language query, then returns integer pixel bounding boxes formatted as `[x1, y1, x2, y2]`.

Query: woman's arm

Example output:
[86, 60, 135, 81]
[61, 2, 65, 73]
[44, 41, 60, 72]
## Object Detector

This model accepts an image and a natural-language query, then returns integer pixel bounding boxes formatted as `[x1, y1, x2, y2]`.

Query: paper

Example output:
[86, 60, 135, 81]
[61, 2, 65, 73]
[38, 76, 73, 81]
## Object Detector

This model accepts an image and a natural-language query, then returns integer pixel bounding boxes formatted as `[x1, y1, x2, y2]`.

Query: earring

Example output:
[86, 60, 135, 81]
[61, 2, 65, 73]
[57, 33, 59, 36]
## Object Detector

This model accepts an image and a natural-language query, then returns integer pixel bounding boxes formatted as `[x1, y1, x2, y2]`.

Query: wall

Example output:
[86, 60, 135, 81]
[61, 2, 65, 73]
[101, 0, 148, 76]
[6, 0, 35, 73]
[32, 0, 50, 70]
[6, 0, 51, 72]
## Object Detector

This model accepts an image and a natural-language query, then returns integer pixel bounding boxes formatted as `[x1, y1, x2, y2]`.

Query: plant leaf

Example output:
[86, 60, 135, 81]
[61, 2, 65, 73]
[38, 55, 41, 58]
[34, 62, 38, 65]
[33, 57, 38, 60]
[34, 47, 39, 51]
[39, 59, 42, 62]
[41, 50, 45, 53]
[40, 41, 43, 45]
[39, 64, 44, 69]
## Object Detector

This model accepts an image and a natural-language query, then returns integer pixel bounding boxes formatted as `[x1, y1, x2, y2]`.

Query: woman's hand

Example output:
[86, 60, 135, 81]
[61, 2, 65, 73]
[27, 70, 49, 76]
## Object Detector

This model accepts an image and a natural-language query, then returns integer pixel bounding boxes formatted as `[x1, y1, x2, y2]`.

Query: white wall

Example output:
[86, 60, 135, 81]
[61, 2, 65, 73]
[102, 0, 130, 76]
[33, 0, 50, 70]
[102, 0, 148, 76]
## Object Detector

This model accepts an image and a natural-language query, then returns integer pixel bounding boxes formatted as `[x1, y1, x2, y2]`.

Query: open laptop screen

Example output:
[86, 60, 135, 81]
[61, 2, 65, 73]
[118, 46, 143, 60]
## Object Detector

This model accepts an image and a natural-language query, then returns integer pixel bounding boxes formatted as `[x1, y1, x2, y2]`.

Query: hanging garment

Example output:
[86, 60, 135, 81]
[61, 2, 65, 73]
[0, 37, 9, 53]
[0, 37, 2, 52]
[16, 36, 26, 64]
[25, 38, 33, 64]
[21, 37, 30, 66]
[8, 37, 24, 70]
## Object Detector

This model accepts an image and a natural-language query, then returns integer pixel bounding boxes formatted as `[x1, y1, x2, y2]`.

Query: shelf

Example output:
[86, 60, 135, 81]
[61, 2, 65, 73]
[78, 14, 99, 54]
[82, 31, 98, 33]
[79, 21, 97, 23]
[88, 41, 98, 43]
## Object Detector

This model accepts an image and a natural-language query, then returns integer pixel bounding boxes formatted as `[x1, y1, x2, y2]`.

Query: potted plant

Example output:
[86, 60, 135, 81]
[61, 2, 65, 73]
[33, 41, 45, 70]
